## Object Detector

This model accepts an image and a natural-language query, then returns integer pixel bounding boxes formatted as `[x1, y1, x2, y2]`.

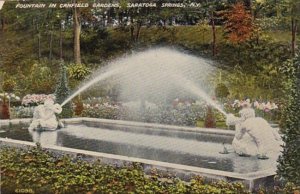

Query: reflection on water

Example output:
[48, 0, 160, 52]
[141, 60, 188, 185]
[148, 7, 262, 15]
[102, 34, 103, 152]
[0, 124, 279, 173]
[29, 130, 62, 147]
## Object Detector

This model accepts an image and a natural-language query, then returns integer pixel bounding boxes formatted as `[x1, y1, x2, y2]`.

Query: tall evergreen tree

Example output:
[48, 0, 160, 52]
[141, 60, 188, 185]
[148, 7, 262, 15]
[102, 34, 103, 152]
[277, 54, 300, 185]
[224, 2, 254, 44]
[55, 61, 73, 118]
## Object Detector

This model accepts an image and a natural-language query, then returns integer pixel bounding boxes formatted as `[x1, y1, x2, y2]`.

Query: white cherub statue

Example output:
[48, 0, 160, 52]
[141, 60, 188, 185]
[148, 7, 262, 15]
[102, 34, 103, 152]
[226, 99, 283, 158]
[28, 99, 64, 131]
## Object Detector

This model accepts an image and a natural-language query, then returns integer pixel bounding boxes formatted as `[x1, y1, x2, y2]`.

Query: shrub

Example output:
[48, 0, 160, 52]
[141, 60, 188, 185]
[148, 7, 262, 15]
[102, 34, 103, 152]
[55, 61, 73, 118]
[10, 106, 34, 118]
[67, 63, 91, 81]
[0, 146, 252, 194]
[2, 78, 17, 93]
[204, 106, 216, 128]
[82, 103, 121, 120]
[215, 83, 230, 100]
[120, 104, 205, 126]
[26, 63, 56, 94]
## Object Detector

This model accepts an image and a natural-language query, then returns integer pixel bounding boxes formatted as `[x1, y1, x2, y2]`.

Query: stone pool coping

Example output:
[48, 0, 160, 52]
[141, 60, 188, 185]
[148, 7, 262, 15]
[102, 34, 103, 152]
[0, 118, 276, 191]
[0, 117, 235, 136]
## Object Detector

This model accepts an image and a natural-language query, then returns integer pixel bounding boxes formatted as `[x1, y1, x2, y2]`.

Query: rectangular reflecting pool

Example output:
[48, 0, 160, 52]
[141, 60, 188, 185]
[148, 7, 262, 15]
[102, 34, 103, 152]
[0, 118, 279, 175]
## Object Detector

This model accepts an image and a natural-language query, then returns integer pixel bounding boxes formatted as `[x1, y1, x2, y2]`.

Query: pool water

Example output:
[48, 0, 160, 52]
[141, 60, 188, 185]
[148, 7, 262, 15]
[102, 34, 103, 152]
[0, 123, 278, 173]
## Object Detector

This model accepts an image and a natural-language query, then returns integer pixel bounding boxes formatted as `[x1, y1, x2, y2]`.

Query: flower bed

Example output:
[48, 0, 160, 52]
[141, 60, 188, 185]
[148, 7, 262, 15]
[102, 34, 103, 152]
[11, 95, 281, 126]
[81, 97, 207, 127]
[22, 94, 55, 106]
[224, 99, 280, 123]
[81, 97, 123, 120]
[6, 94, 56, 119]
[82, 103, 122, 120]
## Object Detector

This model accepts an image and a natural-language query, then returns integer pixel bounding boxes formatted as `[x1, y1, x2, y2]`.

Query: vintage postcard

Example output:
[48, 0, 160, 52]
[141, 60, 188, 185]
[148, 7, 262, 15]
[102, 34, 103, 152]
[0, 0, 299, 193]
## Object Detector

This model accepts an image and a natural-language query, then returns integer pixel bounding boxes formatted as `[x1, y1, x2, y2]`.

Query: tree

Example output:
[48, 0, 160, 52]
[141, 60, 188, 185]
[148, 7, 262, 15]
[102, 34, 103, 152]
[72, 0, 96, 64]
[202, 0, 226, 56]
[277, 54, 300, 185]
[290, 0, 300, 57]
[55, 61, 73, 118]
[204, 3, 218, 56]
[255, 0, 299, 56]
[123, 4, 150, 44]
[73, 0, 81, 64]
[224, 2, 254, 44]
[211, 9, 217, 56]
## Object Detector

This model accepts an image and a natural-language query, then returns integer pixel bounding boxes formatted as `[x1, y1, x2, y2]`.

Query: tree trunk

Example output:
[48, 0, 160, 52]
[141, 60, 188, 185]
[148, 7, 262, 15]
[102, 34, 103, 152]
[49, 26, 53, 62]
[1, 17, 6, 32]
[73, 5, 81, 64]
[130, 24, 134, 41]
[211, 11, 216, 56]
[60, 21, 63, 60]
[130, 16, 135, 42]
[291, 18, 297, 57]
[38, 32, 41, 60]
[135, 21, 142, 42]
[202, 29, 205, 44]
[244, 0, 253, 16]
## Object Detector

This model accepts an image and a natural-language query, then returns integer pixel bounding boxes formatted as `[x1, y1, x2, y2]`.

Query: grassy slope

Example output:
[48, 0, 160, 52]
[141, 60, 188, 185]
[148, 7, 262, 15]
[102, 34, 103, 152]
[110, 25, 296, 47]
[0, 25, 297, 97]
[0, 25, 296, 69]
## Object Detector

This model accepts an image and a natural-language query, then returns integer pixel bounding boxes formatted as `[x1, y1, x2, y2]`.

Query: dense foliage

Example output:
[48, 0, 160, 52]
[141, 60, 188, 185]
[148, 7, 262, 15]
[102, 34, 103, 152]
[0, 145, 250, 194]
[0, 1, 298, 102]
[277, 54, 300, 185]
[1, 145, 300, 194]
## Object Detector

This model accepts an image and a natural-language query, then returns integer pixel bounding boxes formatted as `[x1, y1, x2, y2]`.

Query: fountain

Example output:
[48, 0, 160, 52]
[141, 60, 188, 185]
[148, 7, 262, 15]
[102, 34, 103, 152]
[60, 47, 284, 156]
[60, 47, 281, 158]
[61, 48, 216, 108]
[170, 74, 226, 115]
[28, 47, 283, 159]
[0, 47, 283, 190]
